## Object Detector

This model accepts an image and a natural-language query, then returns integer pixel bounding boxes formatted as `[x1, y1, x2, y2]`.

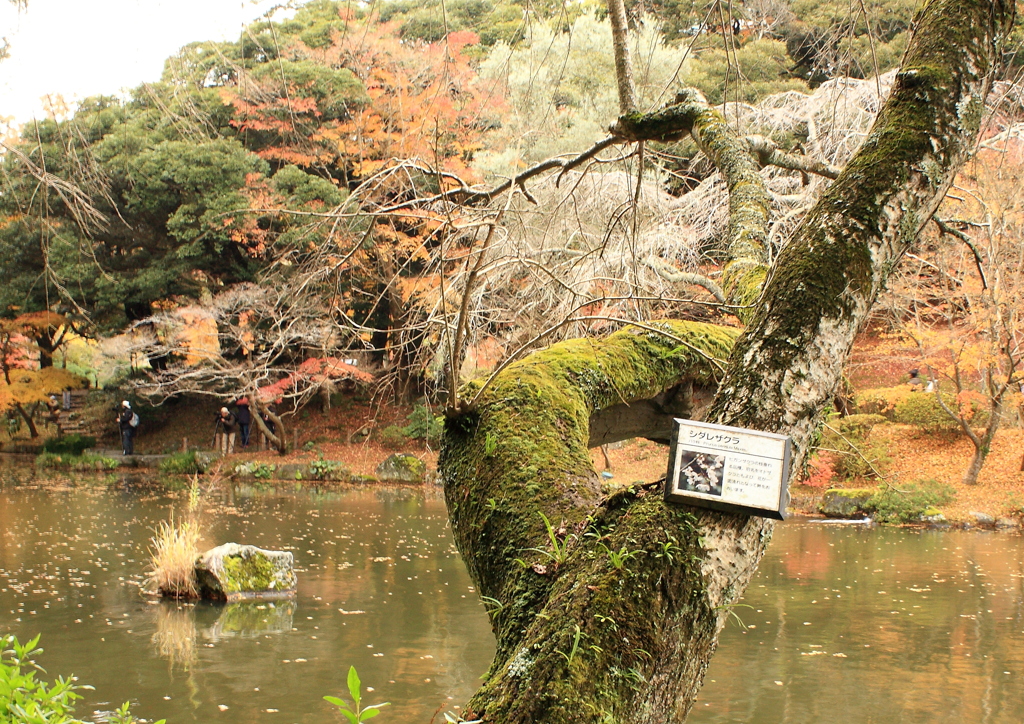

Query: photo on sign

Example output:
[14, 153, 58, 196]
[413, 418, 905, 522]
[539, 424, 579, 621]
[677, 452, 726, 497]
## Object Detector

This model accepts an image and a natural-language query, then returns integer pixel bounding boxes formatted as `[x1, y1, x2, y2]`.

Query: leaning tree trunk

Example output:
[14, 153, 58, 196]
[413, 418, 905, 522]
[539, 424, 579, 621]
[440, 1, 1013, 722]
[932, 366, 1009, 486]
[13, 402, 40, 439]
[248, 392, 288, 455]
[959, 396, 1004, 486]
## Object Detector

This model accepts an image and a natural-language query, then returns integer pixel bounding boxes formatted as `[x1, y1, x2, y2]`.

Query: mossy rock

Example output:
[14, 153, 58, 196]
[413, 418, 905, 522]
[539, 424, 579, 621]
[375, 453, 426, 483]
[274, 463, 306, 480]
[819, 489, 874, 518]
[194, 543, 296, 602]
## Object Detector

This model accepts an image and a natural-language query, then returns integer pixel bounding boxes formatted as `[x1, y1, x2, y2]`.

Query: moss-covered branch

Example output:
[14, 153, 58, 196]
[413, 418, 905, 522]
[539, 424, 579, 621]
[713, 0, 1013, 457]
[614, 90, 771, 319]
[441, 322, 736, 648]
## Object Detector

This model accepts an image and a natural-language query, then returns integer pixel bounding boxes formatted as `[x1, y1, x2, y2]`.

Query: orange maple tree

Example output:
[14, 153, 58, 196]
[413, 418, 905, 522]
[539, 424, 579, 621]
[0, 313, 88, 438]
[223, 13, 500, 187]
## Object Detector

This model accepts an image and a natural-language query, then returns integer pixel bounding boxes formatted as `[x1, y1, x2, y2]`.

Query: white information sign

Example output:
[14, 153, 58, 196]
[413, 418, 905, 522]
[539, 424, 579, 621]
[664, 418, 792, 519]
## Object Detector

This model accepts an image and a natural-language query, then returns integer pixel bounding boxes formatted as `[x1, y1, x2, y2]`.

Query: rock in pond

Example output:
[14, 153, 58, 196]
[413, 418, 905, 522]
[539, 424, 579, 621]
[195, 543, 296, 602]
[819, 489, 874, 518]
[970, 511, 995, 526]
[375, 453, 426, 483]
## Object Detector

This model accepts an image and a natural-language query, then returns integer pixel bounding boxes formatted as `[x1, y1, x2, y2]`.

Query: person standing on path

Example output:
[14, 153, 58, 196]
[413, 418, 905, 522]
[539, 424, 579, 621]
[235, 398, 252, 448]
[46, 395, 61, 430]
[217, 407, 239, 455]
[117, 401, 136, 455]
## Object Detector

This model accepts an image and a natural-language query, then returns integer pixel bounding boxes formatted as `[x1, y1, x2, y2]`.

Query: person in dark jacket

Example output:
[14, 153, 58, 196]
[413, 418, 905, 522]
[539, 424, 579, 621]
[46, 395, 61, 430]
[216, 407, 238, 455]
[235, 398, 252, 448]
[117, 400, 136, 455]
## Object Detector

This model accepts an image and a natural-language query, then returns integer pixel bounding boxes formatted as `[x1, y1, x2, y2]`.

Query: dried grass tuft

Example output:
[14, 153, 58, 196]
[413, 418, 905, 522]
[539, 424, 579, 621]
[148, 517, 200, 599]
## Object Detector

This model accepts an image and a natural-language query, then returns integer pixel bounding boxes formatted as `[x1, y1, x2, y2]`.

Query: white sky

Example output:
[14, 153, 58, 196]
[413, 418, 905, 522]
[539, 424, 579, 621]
[0, 0, 282, 129]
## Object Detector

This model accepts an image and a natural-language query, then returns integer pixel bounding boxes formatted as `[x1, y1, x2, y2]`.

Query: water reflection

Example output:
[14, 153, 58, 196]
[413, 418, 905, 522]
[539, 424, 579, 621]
[0, 474, 495, 723]
[5, 470, 1024, 724]
[205, 600, 296, 640]
[149, 600, 297, 671]
[690, 524, 1024, 724]
[151, 602, 198, 669]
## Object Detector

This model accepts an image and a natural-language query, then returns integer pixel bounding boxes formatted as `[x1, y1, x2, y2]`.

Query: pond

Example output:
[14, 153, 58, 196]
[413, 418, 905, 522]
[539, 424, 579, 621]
[691, 523, 1024, 724]
[1, 467, 1023, 723]
[0, 469, 495, 723]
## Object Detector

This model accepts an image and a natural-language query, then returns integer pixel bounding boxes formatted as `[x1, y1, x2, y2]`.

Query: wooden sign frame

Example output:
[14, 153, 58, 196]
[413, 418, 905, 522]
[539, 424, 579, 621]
[664, 418, 792, 520]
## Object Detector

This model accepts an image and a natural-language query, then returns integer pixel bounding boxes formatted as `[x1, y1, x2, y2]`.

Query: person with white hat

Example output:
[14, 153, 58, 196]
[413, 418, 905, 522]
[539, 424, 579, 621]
[215, 406, 239, 455]
[117, 400, 137, 455]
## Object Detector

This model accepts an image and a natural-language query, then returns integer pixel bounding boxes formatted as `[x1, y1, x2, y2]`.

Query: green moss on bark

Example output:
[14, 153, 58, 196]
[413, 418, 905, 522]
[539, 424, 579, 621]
[612, 90, 770, 317]
[716, 0, 1013, 445]
[441, 321, 737, 660]
[443, 3, 1015, 721]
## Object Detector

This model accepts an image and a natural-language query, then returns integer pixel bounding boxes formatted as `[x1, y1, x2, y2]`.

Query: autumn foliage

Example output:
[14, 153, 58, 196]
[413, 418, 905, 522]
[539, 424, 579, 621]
[0, 314, 87, 432]
[224, 13, 500, 185]
[258, 356, 373, 403]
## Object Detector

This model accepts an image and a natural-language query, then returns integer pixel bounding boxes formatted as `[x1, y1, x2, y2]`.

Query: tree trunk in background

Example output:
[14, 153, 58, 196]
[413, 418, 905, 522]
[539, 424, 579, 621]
[440, 2, 1014, 721]
[960, 401, 1003, 486]
[248, 393, 288, 455]
[14, 402, 39, 438]
[606, 0, 637, 114]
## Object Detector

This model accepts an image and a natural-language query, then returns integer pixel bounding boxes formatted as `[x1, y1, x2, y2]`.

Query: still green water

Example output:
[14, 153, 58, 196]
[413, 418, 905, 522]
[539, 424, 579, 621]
[0, 472, 494, 723]
[691, 523, 1024, 723]
[1, 470, 1023, 723]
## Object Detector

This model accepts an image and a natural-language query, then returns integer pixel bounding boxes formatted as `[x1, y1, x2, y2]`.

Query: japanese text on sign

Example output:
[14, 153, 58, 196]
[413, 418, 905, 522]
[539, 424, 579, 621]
[665, 419, 792, 519]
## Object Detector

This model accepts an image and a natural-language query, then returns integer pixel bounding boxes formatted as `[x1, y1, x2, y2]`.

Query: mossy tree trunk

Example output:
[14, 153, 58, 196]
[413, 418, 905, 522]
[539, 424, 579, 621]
[440, 2, 1013, 722]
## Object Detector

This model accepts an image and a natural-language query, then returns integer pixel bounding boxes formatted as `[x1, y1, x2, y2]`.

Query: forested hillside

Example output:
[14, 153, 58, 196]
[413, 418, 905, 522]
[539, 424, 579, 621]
[1, 0, 1021, 458]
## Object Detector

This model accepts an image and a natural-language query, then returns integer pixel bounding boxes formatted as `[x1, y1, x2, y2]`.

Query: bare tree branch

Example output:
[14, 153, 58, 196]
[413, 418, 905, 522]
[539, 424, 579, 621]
[645, 255, 726, 303]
